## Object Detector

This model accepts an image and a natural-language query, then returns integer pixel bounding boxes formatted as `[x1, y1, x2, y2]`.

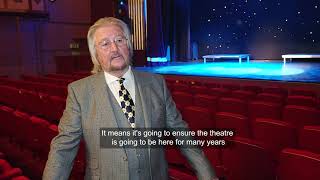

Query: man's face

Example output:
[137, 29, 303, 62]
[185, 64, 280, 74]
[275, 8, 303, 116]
[94, 25, 130, 76]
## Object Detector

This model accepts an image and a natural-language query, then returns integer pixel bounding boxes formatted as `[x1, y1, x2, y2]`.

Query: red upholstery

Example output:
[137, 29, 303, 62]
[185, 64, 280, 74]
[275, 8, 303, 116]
[27, 116, 51, 157]
[263, 87, 288, 97]
[242, 85, 262, 94]
[18, 90, 44, 116]
[222, 137, 276, 180]
[0, 159, 23, 179]
[290, 89, 317, 98]
[215, 112, 250, 138]
[203, 148, 222, 167]
[190, 85, 209, 95]
[0, 85, 20, 108]
[299, 125, 320, 154]
[255, 92, 284, 104]
[0, 152, 4, 159]
[165, 148, 188, 167]
[11, 176, 31, 180]
[208, 87, 230, 97]
[249, 101, 282, 121]
[253, 118, 297, 157]
[231, 90, 256, 101]
[172, 92, 193, 108]
[286, 95, 317, 108]
[41, 124, 59, 159]
[204, 82, 219, 88]
[168, 167, 197, 180]
[283, 105, 320, 127]
[172, 83, 189, 92]
[221, 84, 240, 91]
[0, 106, 15, 138]
[193, 94, 218, 114]
[218, 97, 247, 116]
[42, 95, 66, 123]
[278, 148, 320, 180]
[182, 106, 214, 130]
[13, 111, 32, 147]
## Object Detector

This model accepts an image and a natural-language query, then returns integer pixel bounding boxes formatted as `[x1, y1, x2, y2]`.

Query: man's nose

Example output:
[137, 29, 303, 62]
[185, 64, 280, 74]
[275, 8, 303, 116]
[109, 41, 118, 51]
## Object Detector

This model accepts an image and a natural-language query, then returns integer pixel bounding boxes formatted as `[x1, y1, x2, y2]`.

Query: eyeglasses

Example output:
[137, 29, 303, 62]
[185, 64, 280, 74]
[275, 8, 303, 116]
[97, 36, 128, 50]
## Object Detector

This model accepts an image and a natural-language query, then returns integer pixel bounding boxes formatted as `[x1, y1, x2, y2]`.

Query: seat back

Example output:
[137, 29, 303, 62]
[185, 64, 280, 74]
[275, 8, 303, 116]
[253, 118, 297, 157]
[278, 148, 320, 180]
[222, 137, 276, 180]
[299, 126, 320, 154]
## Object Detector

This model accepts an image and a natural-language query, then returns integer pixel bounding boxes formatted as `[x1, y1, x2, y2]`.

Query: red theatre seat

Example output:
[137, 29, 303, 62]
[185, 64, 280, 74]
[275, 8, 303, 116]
[165, 148, 188, 168]
[41, 124, 59, 160]
[11, 176, 31, 180]
[204, 82, 219, 89]
[283, 105, 320, 128]
[172, 83, 189, 92]
[298, 125, 320, 154]
[221, 137, 276, 180]
[168, 167, 197, 180]
[221, 84, 240, 91]
[0, 105, 15, 138]
[215, 112, 250, 138]
[182, 106, 214, 130]
[190, 85, 209, 95]
[255, 92, 284, 104]
[286, 95, 317, 108]
[172, 92, 193, 108]
[193, 94, 218, 114]
[217, 97, 247, 116]
[231, 90, 256, 101]
[208, 87, 230, 97]
[27, 116, 51, 156]
[289, 89, 317, 98]
[242, 85, 262, 94]
[263, 87, 288, 97]
[253, 118, 297, 157]
[42, 96, 66, 123]
[248, 101, 282, 121]
[278, 148, 320, 180]
[0, 159, 23, 179]
[12, 111, 32, 145]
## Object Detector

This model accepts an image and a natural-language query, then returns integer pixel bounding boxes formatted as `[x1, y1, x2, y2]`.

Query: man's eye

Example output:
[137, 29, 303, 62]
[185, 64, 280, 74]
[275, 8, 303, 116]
[116, 39, 123, 43]
[101, 41, 110, 47]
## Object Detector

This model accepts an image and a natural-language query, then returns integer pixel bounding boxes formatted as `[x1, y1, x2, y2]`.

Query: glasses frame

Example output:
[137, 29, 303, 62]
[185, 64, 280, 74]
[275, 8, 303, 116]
[96, 36, 128, 50]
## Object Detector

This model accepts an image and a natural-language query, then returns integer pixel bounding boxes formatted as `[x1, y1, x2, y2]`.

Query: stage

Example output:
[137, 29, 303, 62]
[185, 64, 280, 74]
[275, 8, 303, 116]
[135, 60, 320, 84]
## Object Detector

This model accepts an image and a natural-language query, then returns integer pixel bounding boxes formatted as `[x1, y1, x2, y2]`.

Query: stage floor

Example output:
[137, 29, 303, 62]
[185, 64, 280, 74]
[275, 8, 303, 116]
[135, 61, 320, 83]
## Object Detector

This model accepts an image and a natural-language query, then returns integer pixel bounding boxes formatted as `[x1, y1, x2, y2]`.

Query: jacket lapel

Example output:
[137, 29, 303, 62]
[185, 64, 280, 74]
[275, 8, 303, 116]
[91, 72, 119, 129]
[133, 70, 152, 128]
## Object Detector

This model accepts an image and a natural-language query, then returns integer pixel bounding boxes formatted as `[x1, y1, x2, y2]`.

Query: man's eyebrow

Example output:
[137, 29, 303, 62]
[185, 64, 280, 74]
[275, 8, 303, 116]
[98, 35, 125, 42]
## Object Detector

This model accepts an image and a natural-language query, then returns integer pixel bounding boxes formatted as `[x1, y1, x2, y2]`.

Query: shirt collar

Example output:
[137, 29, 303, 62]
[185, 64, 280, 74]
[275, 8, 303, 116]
[104, 66, 133, 85]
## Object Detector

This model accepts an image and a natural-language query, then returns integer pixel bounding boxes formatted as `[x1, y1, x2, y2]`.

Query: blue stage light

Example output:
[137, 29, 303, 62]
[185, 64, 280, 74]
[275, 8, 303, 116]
[138, 62, 306, 81]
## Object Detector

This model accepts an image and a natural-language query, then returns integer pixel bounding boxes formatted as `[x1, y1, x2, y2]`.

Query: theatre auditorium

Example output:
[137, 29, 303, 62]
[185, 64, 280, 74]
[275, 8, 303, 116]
[0, 0, 319, 180]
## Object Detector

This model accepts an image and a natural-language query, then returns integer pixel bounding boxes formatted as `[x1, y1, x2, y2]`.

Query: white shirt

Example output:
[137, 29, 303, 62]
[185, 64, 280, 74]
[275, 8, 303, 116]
[104, 66, 136, 106]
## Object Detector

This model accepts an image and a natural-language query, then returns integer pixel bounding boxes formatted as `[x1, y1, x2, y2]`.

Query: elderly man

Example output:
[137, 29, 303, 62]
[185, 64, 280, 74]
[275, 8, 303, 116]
[43, 17, 218, 180]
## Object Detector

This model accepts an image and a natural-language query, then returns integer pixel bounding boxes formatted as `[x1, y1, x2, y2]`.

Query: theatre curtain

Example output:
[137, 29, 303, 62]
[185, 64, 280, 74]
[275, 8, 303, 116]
[146, 0, 191, 61]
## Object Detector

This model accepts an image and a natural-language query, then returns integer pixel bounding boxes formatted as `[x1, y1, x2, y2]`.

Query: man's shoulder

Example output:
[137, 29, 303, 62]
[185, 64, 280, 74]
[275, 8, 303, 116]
[133, 70, 164, 82]
[68, 73, 98, 89]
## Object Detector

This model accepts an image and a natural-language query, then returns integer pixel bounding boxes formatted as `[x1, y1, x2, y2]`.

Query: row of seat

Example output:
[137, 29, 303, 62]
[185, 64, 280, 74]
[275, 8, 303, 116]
[165, 76, 319, 98]
[166, 136, 320, 180]
[171, 87, 319, 109]
[0, 152, 30, 180]
[181, 105, 320, 153]
[0, 77, 67, 98]
[0, 104, 198, 180]
[175, 94, 320, 128]
[0, 105, 85, 180]
[0, 85, 65, 124]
